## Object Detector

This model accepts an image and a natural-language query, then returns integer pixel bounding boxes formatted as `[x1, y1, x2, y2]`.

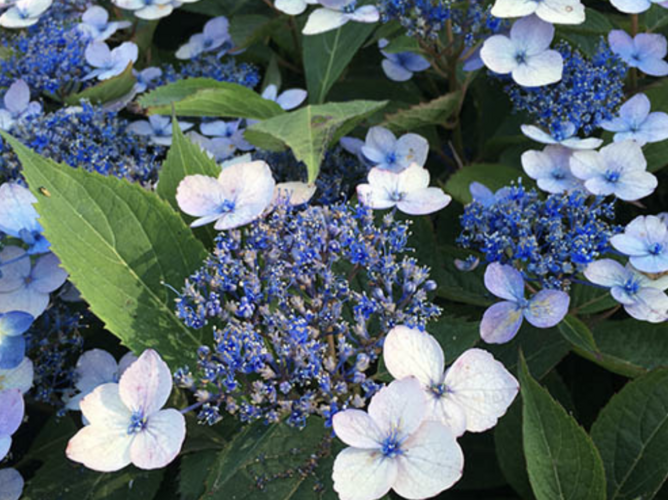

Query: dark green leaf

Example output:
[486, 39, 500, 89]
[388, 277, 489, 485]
[519, 354, 607, 500]
[303, 23, 375, 104]
[65, 63, 136, 106]
[557, 315, 599, 355]
[445, 164, 528, 204]
[380, 92, 461, 134]
[591, 369, 668, 500]
[2, 133, 208, 369]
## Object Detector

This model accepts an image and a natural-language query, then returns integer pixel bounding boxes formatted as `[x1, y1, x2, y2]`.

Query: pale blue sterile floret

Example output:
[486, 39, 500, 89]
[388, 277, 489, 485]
[611, 215, 668, 274]
[0, 182, 49, 254]
[585, 259, 668, 323]
[361, 126, 429, 172]
[378, 38, 430, 82]
[127, 115, 193, 147]
[303, 0, 380, 35]
[0, 246, 68, 319]
[0, 80, 42, 132]
[0, 312, 34, 370]
[600, 93, 668, 146]
[521, 145, 582, 194]
[480, 262, 570, 344]
[132, 67, 162, 94]
[480, 15, 563, 87]
[609, 30, 668, 77]
[83, 41, 138, 81]
[175, 16, 232, 60]
[77, 5, 131, 42]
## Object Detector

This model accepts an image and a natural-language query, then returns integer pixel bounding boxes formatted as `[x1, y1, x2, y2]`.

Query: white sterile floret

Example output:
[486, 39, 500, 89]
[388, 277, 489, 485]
[491, 0, 585, 24]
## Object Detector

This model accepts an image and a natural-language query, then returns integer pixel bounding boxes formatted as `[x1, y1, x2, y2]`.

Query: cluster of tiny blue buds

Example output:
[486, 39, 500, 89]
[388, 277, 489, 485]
[156, 54, 261, 90]
[504, 41, 628, 139]
[0, 102, 164, 185]
[0, 17, 90, 96]
[175, 202, 441, 429]
[378, 0, 453, 40]
[458, 184, 620, 290]
[253, 146, 369, 205]
[25, 300, 88, 407]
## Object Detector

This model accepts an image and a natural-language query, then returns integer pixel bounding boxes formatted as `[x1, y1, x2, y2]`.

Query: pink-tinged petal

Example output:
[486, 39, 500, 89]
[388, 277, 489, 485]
[176, 174, 228, 221]
[368, 378, 426, 438]
[119, 349, 172, 416]
[333, 409, 384, 449]
[397, 164, 430, 192]
[0, 468, 24, 500]
[383, 326, 444, 387]
[398, 187, 451, 215]
[524, 290, 570, 328]
[332, 447, 397, 500]
[444, 349, 519, 433]
[484, 262, 525, 301]
[273, 182, 316, 207]
[79, 383, 131, 427]
[427, 397, 467, 437]
[480, 301, 524, 344]
[0, 247, 30, 293]
[66, 422, 133, 472]
[624, 288, 668, 323]
[30, 252, 68, 294]
[584, 259, 629, 288]
[481, 35, 518, 75]
[0, 389, 23, 436]
[394, 421, 464, 498]
[118, 351, 139, 374]
[130, 409, 185, 470]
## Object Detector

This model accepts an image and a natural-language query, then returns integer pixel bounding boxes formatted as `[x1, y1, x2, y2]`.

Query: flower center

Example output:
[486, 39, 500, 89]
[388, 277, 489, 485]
[385, 152, 397, 165]
[623, 278, 640, 295]
[128, 411, 147, 434]
[648, 242, 664, 256]
[219, 199, 236, 213]
[429, 383, 449, 398]
[551, 170, 566, 180]
[343, 1, 357, 13]
[381, 431, 403, 458]
[389, 191, 405, 202]
[604, 170, 621, 183]
[515, 51, 527, 64]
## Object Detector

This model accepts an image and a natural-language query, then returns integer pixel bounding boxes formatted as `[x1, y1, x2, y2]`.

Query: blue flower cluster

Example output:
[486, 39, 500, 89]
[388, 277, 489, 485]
[0, 17, 90, 96]
[253, 146, 369, 205]
[157, 54, 261, 89]
[378, 0, 503, 43]
[0, 102, 164, 185]
[25, 300, 87, 406]
[175, 202, 441, 428]
[458, 184, 620, 289]
[505, 41, 628, 139]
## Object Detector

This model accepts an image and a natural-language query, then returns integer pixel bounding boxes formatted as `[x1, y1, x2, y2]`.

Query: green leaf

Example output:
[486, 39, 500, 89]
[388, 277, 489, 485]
[645, 4, 668, 31]
[445, 163, 528, 204]
[139, 79, 285, 119]
[22, 416, 164, 500]
[557, 315, 599, 355]
[591, 369, 668, 500]
[65, 63, 136, 105]
[2, 133, 208, 369]
[229, 14, 282, 49]
[380, 92, 461, 134]
[303, 23, 375, 104]
[429, 314, 481, 364]
[246, 100, 387, 182]
[519, 354, 607, 500]
[194, 419, 338, 499]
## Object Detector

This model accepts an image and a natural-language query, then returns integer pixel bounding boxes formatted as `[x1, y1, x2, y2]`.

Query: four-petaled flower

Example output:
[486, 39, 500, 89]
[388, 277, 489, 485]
[600, 93, 668, 146]
[332, 378, 464, 500]
[609, 30, 668, 77]
[78, 6, 132, 42]
[66, 349, 186, 472]
[0, 80, 42, 132]
[361, 126, 429, 172]
[585, 259, 668, 323]
[356, 164, 452, 215]
[0, 0, 52, 28]
[570, 140, 657, 201]
[383, 326, 519, 437]
[127, 115, 193, 147]
[521, 123, 603, 150]
[0, 182, 49, 254]
[481, 15, 564, 87]
[481, 262, 570, 344]
[176, 160, 276, 230]
[521, 145, 582, 194]
[611, 215, 668, 273]
[378, 39, 431, 82]
[176, 16, 231, 60]
[84, 41, 139, 81]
